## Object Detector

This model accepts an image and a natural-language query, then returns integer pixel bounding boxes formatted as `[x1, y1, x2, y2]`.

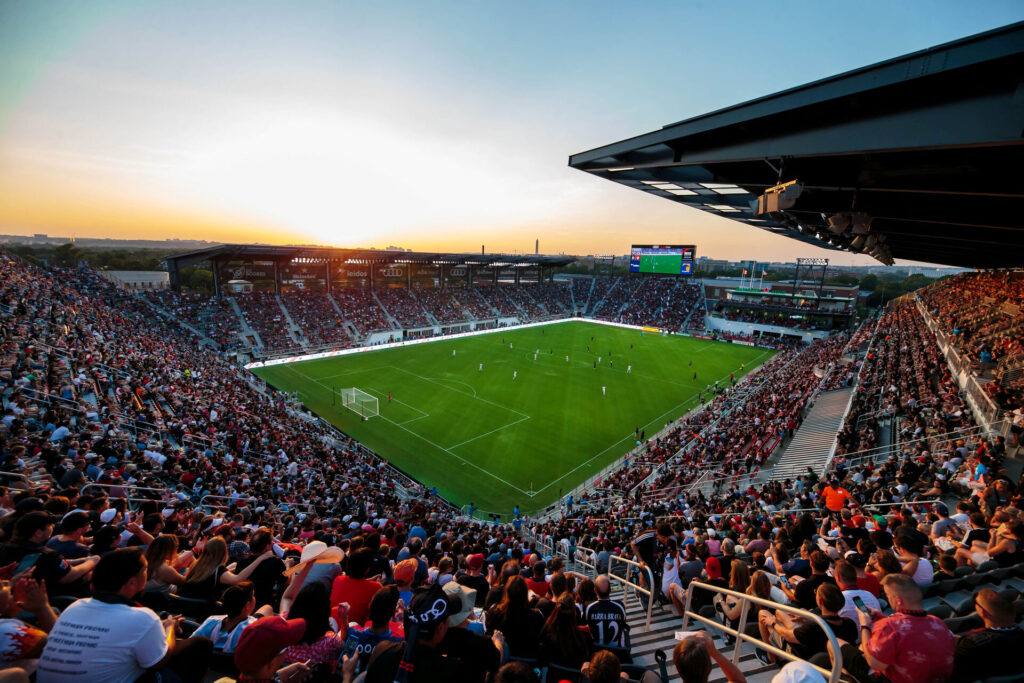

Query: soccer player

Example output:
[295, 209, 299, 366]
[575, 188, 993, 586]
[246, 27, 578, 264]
[627, 365, 632, 374]
[452, 349, 456, 357]
[479, 363, 483, 371]
[602, 386, 606, 395]
[513, 370, 517, 380]
[565, 355, 569, 362]
[510, 343, 513, 349]
[388, 392, 392, 403]
[597, 356, 601, 364]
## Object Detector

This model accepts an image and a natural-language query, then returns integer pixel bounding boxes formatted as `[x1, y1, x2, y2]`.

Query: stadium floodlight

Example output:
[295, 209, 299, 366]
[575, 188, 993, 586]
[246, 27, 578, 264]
[827, 213, 851, 235]
[755, 179, 802, 215]
[340, 387, 379, 420]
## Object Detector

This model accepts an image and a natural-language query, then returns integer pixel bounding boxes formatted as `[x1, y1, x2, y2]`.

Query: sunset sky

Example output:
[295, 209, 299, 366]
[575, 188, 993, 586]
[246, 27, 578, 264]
[1, 1, 1019, 261]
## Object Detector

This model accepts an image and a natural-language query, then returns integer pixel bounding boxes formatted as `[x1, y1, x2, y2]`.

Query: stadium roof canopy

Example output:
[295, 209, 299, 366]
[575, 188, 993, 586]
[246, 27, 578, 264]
[165, 244, 576, 270]
[568, 22, 1024, 269]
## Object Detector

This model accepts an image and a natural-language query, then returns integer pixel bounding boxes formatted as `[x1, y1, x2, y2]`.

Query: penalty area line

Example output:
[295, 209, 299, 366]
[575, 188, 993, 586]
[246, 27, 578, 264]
[285, 364, 531, 497]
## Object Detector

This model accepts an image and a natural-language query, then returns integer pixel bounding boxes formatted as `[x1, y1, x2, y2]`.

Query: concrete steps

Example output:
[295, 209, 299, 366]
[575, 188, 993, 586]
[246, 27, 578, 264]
[623, 599, 781, 681]
[770, 387, 854, 479]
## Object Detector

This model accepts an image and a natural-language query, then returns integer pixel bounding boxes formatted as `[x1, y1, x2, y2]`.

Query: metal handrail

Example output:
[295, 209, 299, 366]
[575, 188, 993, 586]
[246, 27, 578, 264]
[81, 482, 172, 499]
[682, 581, 842, 682]
[769, 498, 941, 517]
[606, 555, 654, 631]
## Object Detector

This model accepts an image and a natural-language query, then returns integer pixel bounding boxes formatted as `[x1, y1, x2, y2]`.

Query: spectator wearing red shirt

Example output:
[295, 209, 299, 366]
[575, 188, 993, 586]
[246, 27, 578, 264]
[330, 548, 382, 626]
[524, 561, 549, 599]
[831, 573, 954, 683]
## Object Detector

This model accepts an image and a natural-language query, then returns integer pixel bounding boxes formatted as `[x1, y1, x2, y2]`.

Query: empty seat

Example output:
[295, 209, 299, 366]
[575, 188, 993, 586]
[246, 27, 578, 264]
[942, 590, 979, 616]
[944, 613, 983, 634]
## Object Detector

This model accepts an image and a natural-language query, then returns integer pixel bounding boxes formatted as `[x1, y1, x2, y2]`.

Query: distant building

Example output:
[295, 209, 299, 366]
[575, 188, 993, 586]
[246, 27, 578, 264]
[100, 270, 170, 290]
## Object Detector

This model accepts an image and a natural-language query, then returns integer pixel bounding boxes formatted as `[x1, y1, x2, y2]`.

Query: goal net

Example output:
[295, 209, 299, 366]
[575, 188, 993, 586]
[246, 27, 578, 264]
[340, 387, 379, 419]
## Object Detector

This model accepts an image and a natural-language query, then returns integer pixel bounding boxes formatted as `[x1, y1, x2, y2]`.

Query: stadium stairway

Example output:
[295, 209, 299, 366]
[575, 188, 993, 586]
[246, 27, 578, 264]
[768, 387, 854, 480]
[371, 290, 402, 329]
[470, 287, 502, 317]
[499, 286, 530, 319]
[623, 597, 781, 682]
[226, 296, 265, 351]
[275, 295, 310, 349]
[590, 277, 621, 317]
[325, 292, 360, 339]
[582, 277, 596, 314]
[522, 287, 548, 316]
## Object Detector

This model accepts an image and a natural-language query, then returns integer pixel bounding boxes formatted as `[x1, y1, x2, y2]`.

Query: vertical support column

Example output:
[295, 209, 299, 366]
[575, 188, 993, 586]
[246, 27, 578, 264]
[272, 260, 281, 294]
[515, 267, 520, 286]
[325, 260, 332, 293]
[407, 264, 412, 290]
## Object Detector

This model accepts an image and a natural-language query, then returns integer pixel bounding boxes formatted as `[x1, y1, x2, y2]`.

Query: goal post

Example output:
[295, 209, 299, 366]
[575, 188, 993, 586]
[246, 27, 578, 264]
[340, 387, 379, 419]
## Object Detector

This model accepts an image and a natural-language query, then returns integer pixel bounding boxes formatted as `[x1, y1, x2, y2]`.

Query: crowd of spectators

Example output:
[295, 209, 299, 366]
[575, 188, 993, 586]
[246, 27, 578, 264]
[375, 288, 431, 328]
[500, 287, 546, 319]
[3, 253, 1024, 683]
[234, 292, 301, 353]
[331, 289, 391, 336]
[144, 291, 244, 352]
[475, 286, 520, 317]
[281, 292, 353, 349]
[531, 282, 574, 315]
[411, 287, 467, 325]
[921, 272, 1024, 411]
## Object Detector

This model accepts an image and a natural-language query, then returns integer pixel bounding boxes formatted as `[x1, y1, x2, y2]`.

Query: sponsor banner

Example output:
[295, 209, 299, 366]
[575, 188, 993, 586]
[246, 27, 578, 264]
[642, 326, 660, 333]
[245, 316, 646, 369]
[377, 264, 407, 283]
[220, 264, 272, 281]
[413, 265, 439, 278]
[336, 266, 371, 279]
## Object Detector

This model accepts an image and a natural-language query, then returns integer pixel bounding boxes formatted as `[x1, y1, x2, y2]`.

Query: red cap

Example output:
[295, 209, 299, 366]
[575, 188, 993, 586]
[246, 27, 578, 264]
[234, 616, 306, 672]
[705, 556, 722, 580]
[467, 553, 485, 571]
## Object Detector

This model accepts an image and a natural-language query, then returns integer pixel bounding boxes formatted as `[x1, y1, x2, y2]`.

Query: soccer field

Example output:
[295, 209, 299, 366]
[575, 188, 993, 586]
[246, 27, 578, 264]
[250, 321, 773, 515]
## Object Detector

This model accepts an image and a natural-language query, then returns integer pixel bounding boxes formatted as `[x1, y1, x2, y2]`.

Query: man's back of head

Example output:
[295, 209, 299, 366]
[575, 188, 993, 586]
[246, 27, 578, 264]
[93, 547, 146, 595]
[594, 575, 611, 599]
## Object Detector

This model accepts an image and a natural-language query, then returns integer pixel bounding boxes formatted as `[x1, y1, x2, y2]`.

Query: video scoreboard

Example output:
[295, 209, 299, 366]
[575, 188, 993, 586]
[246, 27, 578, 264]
[629, 245, 696, 275]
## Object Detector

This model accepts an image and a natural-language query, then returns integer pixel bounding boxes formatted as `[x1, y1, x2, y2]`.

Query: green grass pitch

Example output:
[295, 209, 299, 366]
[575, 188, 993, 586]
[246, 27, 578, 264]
[250, 321, 774, 515]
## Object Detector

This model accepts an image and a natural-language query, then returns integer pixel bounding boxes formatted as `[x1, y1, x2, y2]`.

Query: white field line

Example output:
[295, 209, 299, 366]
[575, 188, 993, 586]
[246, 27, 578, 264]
[285, 365, 531, 495]
[389, 366, 529, 419]
[529, 355, 767, 497]
[447, 415, 532, 450]
[361, 387, 428, 418]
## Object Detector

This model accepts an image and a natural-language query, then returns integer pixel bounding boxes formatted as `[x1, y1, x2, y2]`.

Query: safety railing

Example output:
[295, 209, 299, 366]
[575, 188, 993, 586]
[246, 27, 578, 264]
[769, 499, 941, 517]
[607, 555, 654, 631]
[570, 545, 599, 577]
[0, 471, 33, 488]
[199, 494, 259, 511]
[682, 581, 842, 682]
[81, 482, 173, 500]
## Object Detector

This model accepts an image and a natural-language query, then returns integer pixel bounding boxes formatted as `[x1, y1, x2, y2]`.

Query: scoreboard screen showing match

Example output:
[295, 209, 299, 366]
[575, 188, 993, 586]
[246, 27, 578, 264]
[629, 245, 696, 275]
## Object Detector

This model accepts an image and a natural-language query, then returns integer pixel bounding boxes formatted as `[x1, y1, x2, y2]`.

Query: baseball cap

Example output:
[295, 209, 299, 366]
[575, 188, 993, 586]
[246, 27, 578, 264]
[100, 508, 118, 524]
[467, 553, 485, 571]
[233, 616, 306, 672]
[705, 556, 722, 580]
[406, 585, 459, 630]
[393, 558, 418, 585]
